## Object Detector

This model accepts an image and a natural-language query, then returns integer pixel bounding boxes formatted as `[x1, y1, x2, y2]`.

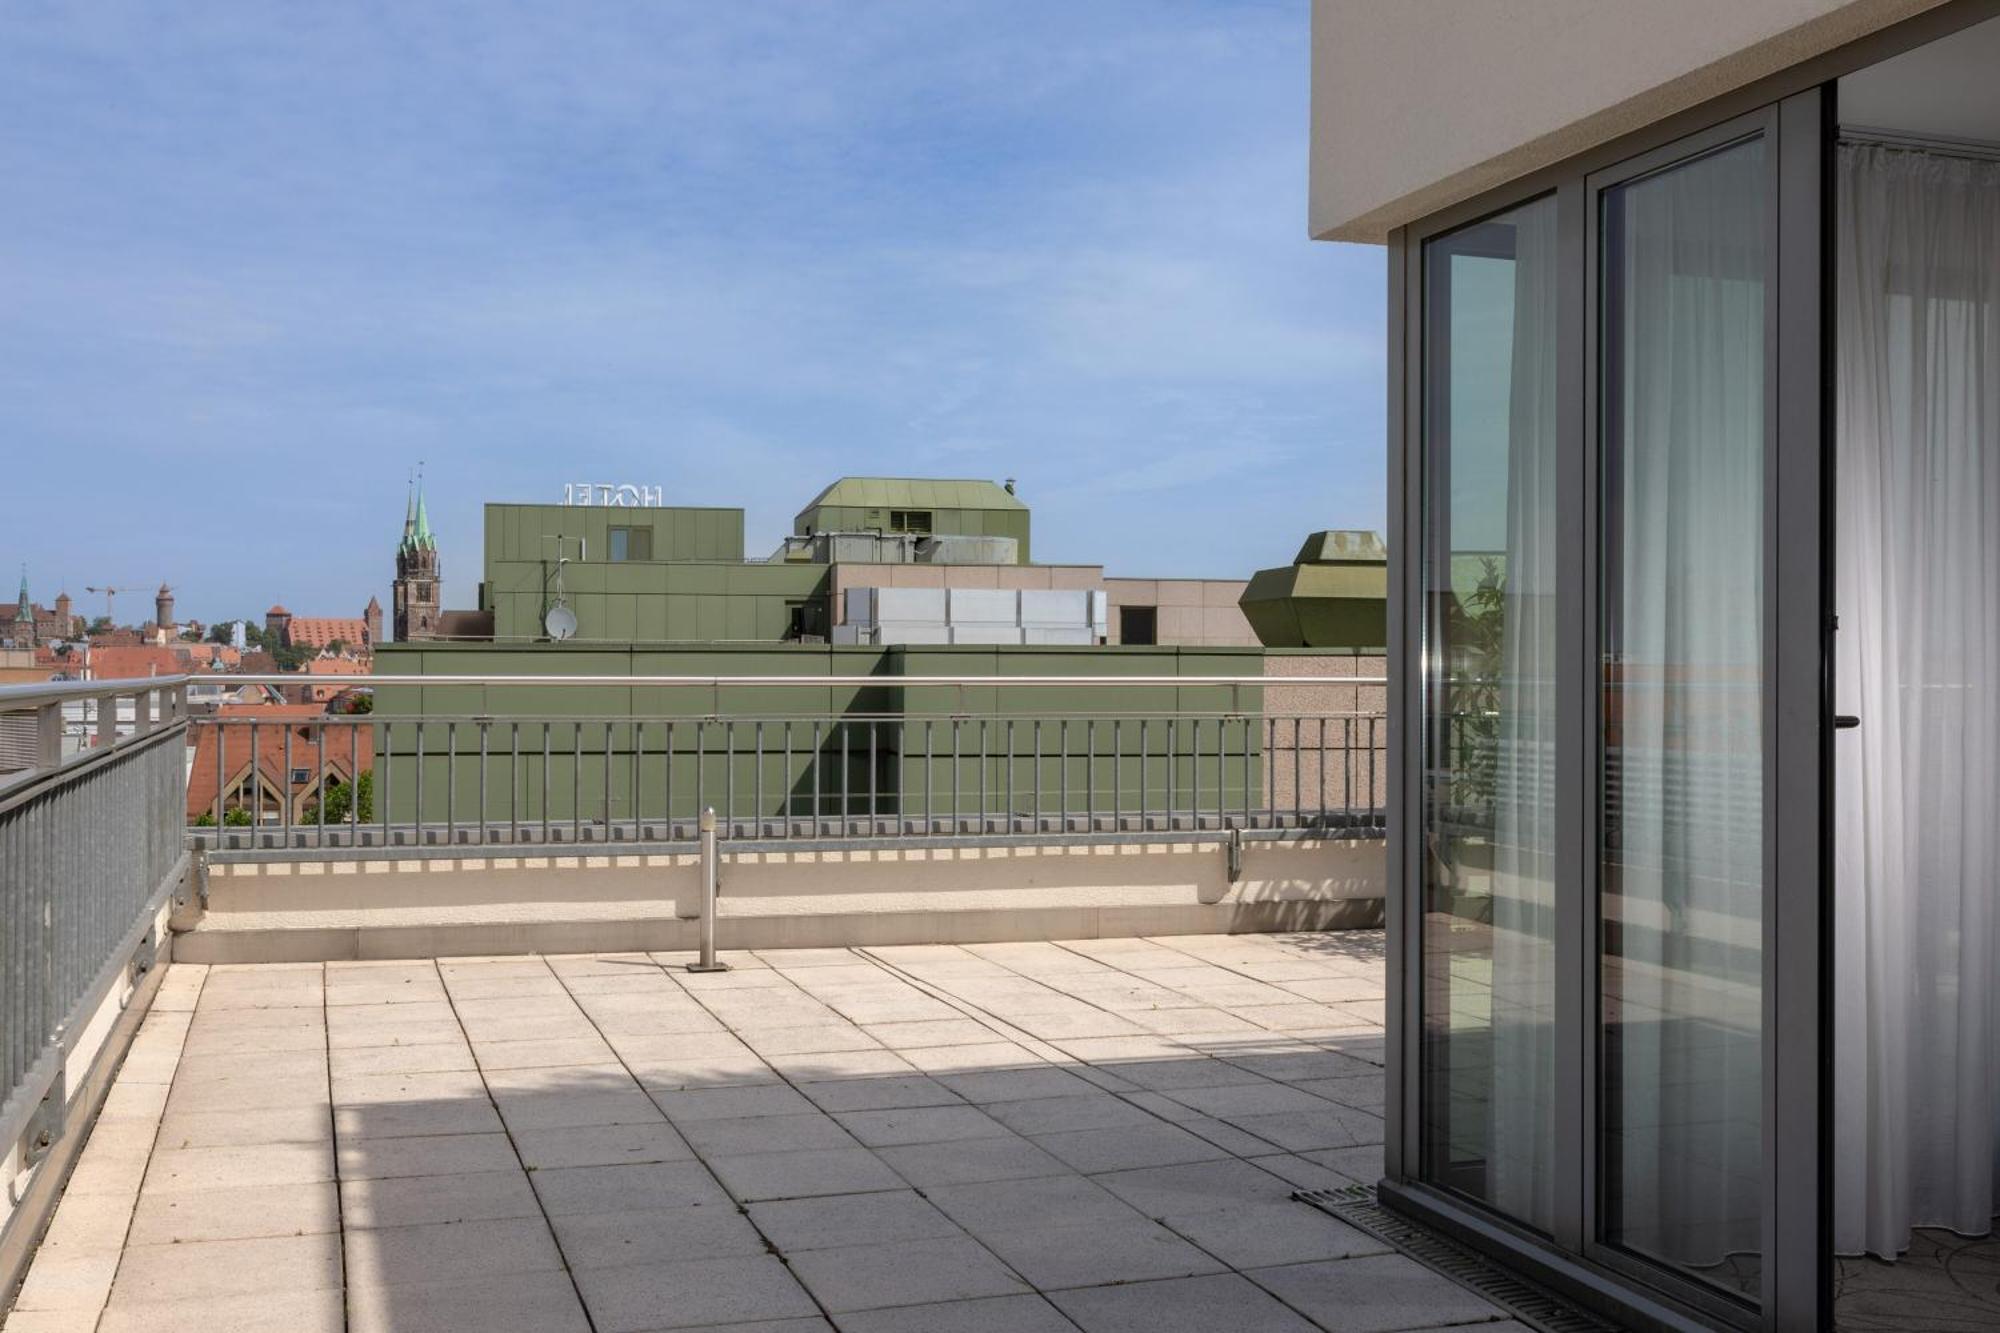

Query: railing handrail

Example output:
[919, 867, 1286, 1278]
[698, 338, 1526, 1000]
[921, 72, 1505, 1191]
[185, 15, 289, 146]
[0, 677, 189, 709]
[9, 672, 1387, 697]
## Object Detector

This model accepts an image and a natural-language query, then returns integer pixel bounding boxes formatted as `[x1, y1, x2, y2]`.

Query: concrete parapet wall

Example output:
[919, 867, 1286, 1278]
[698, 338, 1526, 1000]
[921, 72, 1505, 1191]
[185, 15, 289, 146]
[180, 838, 1385, 963]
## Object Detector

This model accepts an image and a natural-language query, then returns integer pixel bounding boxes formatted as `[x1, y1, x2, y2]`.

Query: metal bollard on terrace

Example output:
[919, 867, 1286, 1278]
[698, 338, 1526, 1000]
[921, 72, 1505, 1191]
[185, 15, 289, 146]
[686, 806, 729, 973]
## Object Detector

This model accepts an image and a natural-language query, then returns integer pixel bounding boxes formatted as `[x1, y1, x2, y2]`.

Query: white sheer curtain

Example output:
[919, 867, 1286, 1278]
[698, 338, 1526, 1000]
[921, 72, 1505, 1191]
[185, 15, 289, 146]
[1603, 138, 1767, 1271]
[1835, 142, 2000, 1259]
[1486, 198, 1559, 1229]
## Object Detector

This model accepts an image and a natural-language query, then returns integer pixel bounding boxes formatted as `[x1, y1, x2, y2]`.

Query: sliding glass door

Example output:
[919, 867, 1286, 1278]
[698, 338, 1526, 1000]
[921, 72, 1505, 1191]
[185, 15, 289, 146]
[1596, 133, 1771, 1298]
[1396, 91, 1830, 1331]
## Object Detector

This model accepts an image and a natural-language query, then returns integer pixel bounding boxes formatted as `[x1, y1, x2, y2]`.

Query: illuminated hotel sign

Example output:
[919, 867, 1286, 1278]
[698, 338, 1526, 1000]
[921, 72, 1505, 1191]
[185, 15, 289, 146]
[563, 482, 664, 507]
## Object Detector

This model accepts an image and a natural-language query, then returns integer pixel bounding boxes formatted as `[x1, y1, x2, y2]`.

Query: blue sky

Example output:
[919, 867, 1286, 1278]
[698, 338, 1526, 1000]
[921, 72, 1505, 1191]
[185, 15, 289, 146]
[2, 1, 1384, 626]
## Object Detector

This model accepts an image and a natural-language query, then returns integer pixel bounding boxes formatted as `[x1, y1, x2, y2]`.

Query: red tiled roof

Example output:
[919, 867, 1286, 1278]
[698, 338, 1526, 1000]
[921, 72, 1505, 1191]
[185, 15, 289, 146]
[288, 618, 369, 651]
[186, 705, 373, 820]
[267, 604, 290, 616]
[85, 645, 183, 680]
[304, 657, 368, 676]
[175, 643, 243, 669]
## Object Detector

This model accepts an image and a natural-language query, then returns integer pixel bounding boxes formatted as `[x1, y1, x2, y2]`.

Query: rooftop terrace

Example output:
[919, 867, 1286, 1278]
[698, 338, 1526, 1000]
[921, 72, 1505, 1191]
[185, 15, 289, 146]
[1, 934, 1526, 1333]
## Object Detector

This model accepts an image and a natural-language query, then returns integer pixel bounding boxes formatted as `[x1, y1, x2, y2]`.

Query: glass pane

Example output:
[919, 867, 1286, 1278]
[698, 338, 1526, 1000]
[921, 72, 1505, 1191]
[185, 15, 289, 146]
[1599, 136, 1767, 1298]
[1419, 195, 1559, 1232]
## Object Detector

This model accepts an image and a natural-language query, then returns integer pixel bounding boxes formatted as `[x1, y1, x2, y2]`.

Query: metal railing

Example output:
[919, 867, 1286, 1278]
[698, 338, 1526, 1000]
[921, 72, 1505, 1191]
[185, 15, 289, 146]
[181, 672, 1387, 855]
[1, 678, 188, 1166]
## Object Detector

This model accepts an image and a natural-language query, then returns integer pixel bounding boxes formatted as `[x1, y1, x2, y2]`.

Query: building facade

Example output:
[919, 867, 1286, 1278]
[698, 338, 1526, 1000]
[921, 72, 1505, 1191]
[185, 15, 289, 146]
[1314, 1, 2000, 1328]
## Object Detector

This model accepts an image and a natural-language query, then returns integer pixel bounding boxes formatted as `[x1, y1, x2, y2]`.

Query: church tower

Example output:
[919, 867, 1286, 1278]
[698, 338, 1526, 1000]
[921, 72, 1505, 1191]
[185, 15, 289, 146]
[393, 476, 442, 641]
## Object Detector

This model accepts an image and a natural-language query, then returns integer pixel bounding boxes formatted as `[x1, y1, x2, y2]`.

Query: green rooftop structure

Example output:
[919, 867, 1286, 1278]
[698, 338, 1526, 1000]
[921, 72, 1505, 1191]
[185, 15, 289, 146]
[1238, 529, 1388, 650]
[795, 477, 1031, 563]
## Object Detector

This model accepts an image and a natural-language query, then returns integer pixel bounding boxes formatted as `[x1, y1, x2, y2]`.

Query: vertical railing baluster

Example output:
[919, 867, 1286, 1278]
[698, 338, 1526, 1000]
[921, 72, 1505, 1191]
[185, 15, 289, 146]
[664, 720, 675, 840]
[281, 721, 292, 846]
[212, 716, 225, 831]
[571, 723, 581, 844]
[1060, 719, 1069, 833]
[755, 721, 764, 839]
[1293, 716, 1303, 829]
[840, 722, 849, 833]
[1318, 716, 1328, 830]
[1139, 718, 1149, 831]
[1007, 721, 1016, 835]
[602, 721, 614, 842]
[413, 720, 425, 846]
[950, 718, 960, 835]
[1266, 717, 1277, 829]
[924, 719, 934, 837]
[511, 722, 521, 845]
[632, 718, 643, 841]
[479, 721, 489, 845]
[542, 724, 553, 845]
[349, 721, 359, 844]
[1085, 719, 1094, 833]
[695, 720, 706, 836]
[1166, 717, 1175, 832]
[811, 720, 822, 838]
[1112, 718, 1121, 831]
[1190, 717, 1200, 831]
[868, 719, 877, 835]
[781, 721, 793, 840]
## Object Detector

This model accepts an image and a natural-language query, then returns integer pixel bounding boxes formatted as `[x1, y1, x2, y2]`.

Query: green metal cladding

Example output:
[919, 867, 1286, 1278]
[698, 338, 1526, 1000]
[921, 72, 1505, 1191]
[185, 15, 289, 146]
[793, 477, 1032, 564]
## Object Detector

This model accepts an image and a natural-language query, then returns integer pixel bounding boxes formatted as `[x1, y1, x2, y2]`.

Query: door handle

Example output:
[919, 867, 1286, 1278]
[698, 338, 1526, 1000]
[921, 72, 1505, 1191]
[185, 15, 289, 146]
[1834, 714, 1860, 730]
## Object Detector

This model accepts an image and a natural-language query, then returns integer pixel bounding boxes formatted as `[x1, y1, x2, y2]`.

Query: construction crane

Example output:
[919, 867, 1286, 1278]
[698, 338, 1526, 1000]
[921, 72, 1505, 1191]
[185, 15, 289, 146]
[84, 585, 141, 626]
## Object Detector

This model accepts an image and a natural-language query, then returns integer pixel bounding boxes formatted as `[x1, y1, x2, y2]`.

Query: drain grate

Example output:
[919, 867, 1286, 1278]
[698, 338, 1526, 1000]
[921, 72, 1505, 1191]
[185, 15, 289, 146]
[1293, 1185, 1619, 1333]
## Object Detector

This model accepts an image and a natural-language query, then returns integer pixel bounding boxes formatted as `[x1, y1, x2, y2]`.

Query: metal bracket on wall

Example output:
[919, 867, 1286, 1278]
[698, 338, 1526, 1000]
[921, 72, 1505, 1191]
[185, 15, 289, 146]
[19, 1066, 65, 1173]
[1226, 826, 1243, 882]
[129, 925, 158, 985]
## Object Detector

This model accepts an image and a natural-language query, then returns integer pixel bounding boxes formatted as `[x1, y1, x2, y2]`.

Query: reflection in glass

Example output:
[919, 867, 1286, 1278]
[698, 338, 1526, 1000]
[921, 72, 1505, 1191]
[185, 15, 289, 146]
[1419, 195, 1558, 1232]
[1599, 137, 1767, 1295]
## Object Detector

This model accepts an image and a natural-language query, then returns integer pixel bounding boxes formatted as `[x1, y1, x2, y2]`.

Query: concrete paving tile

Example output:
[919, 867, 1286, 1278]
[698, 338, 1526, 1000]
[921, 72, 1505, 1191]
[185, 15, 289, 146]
[1052, 1272, 1320, 1331]
[708, 1147, 906, 1201]
[338, 1120, 520, 1176]
[1295, 1073, 1386, 1112]
[574, 1253, 818, 1332]
[895, 1041, 1046, 1074]
[346, 1269, 591, 1333]
[833, 1104, 1011, 1148]
[96, 1286, 345, 1333]
[31, 1189, 144, 1258]
[1031, 1123, 1232, 1174]
[860, 1018, 1001, 1048]
[333, 1068, 490, 1106]
[604, 1030, 762, 1062]
[1123, 1007, 1268, 1036]
[651, 1083, 817, 1121]
[984, 1095, 1157, 1137]
[454, 1009, 601, 1044]
[794, 1075, 963, 1114]
[1161, 1202, 1390, 1269]
[107, 1233, 341, 1305]
[180, 1023, 328, 1057]
[330, 1042, 476, 1077]
[982, 1218, 1227, 1290]
[1302, 1142, 1385, 1183]
[832, 1294, 1076, 1333]
[737, 1025, 882, 1057]
[335, 1099, 507, 1141]
[494, 1088, 663, 1132]
[876, 1135, 1072, 1189]
[627, 1051, 782, 1091]
[142, 1141, 333, 1194]
[747, 1189, 961, 1252]
[531, 1161, 731, 1215]
[96, 1079, 172, 1123]
[5, 1313, 115, 1332]
[473, 1036, 618, 1069]
[1224, 1107, 1378, 1153]
[785, 1235, 1031, 1313]
[439, 959, 553, 978]
[928, 1173, 1142, 1235]
[513, 1121, 693, 1169]
[155, 1104, 331, 1149]
[325, 998, 458, 1029]
[1245, 1253, 1507, 1332]
[8, 1248, 119, 1315]
[550, 1204, 765, 1269]
[441, 973, 569, 1000]
[127, 1180, 340, 1244]
[481, 1060, 633, 1095]
[345, 1216, 564, 1288]
[342, 1168, 542, 1228]
[323, 980, 451, 1007]
[1163, 1082, 1331, 1119]
[678, 1113, 859, 1157]
[1042, 1035, 1190, 1065]
[1181, 1116, 1295, 1158]
[763, 1048, 914, 1081]
[173, 1049, 328, 1087]
[328, 1018, 471, 1050]
[1244, 1152, 1364, 1194]
[578, 1004, 726, 1037]
[561, 971, 685, 996]
[327, 961, 439, 986]
[1092, 1160, 1301, 1218]
[187, 1004, 323, 1033]
[937, 1066, 1102, 1103]
[158, 1074, 329, 1115]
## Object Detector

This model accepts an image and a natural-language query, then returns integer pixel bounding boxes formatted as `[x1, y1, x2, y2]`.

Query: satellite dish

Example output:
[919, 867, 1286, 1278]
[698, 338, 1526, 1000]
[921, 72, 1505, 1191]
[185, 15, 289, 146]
[544, 604, 578, 641]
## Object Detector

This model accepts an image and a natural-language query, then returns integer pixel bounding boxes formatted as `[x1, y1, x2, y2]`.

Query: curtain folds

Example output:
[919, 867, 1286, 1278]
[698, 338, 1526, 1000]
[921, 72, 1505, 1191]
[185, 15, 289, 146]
[1835, 142, 2000, 1259]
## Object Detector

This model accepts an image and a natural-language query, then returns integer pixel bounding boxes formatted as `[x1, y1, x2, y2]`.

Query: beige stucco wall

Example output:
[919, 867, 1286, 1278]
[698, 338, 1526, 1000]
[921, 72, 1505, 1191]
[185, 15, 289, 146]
[1310, 0, 1948, 241]
[1102, 578, 1259, 647]
[181, 838, 1385, 962]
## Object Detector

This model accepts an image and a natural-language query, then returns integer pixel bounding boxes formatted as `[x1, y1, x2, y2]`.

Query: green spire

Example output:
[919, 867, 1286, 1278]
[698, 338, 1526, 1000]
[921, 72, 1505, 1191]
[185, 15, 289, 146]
[413, 485, 434, 550]
[400, 478, 416, 555]
[14, 566, 29, 622]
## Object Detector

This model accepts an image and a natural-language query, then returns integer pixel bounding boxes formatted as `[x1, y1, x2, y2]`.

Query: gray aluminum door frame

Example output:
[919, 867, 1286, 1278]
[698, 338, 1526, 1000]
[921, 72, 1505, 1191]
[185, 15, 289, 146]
[1382, 88, 1829, 1333]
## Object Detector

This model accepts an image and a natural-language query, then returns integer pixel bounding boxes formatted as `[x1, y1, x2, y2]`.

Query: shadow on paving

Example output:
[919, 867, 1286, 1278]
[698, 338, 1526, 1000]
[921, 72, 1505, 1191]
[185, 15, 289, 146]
[71, 933, 1510, 1333]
